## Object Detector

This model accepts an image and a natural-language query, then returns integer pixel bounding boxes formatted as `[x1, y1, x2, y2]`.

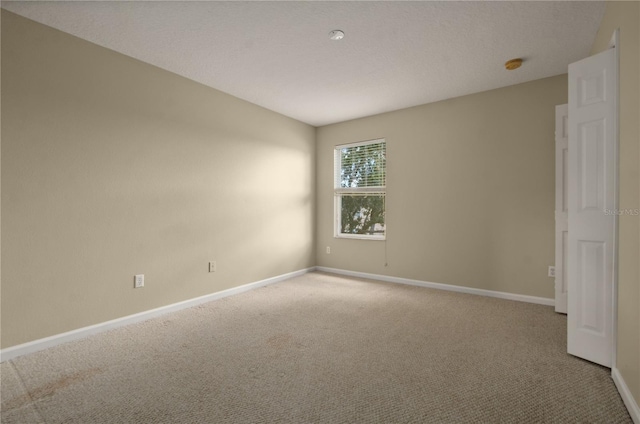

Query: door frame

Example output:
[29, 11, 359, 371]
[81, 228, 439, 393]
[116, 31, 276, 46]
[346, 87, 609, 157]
[608, 28, 619, 371]
[555, 104, 568, 314]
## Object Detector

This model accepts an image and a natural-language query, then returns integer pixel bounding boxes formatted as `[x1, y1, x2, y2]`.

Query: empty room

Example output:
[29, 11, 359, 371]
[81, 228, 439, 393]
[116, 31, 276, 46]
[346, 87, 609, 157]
[1, 1, 639, 423]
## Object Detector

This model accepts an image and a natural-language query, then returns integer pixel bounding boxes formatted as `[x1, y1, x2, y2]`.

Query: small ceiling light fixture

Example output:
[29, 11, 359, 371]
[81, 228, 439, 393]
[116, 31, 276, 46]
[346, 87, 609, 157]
[505, 58, 523, 70]
[329, 30, 345, 41]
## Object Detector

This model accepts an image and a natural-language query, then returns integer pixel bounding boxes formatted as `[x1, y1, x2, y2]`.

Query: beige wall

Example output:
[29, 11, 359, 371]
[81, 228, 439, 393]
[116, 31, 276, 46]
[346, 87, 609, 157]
[1, 11, 316, 348]
[591, 0, 640, 407]
[317, 75, 567, 300]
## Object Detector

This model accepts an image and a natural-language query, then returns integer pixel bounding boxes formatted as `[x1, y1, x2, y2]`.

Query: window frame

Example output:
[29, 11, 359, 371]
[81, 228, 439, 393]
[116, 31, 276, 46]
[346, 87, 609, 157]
[333, 138, 386, 240]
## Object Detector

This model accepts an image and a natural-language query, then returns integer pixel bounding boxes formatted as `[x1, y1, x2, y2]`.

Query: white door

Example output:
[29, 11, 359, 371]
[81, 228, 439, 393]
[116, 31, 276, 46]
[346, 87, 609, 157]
[555, 104, 568, 314]
[567, 47, 617, 367]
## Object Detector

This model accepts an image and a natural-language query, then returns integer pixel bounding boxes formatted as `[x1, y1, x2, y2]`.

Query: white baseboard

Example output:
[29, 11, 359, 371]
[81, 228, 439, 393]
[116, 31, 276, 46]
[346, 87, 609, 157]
[0, 266, 556, 362]
[612, 367, 640, 423]
[316, 266, 555, 306]
[0, 267, 314, 363]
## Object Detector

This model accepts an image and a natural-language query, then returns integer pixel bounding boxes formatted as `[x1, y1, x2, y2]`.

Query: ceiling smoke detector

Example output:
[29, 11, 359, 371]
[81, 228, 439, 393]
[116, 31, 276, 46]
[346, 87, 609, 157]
[505, 58, 523, 70]
[329, 30, 345, 41]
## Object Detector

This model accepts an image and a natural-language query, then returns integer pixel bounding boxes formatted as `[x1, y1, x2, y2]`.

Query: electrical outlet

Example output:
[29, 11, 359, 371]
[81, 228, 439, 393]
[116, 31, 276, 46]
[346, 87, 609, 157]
[548, 266, 555, 278]
[326, 246, 331, 254]
[134, 274, 144, 288]
[209, 261, 217, 273]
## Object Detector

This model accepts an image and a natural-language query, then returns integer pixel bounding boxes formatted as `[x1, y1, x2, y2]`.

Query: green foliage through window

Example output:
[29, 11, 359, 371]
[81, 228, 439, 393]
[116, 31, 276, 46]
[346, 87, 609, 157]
[339, 195, 385, 235]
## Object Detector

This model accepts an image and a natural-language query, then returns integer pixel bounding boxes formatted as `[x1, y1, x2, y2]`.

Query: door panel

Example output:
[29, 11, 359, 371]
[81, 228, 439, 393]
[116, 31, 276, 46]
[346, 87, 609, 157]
[577, 119, 606, 211]
[567, 48, 616, 367]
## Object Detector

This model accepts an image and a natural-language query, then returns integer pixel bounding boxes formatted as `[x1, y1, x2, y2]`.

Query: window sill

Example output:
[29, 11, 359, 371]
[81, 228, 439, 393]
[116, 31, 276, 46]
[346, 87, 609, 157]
[334, 234, 386, 241]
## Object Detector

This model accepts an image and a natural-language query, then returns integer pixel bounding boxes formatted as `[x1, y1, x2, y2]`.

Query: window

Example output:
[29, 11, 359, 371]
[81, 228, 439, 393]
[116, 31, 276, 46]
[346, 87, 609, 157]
[334, 139, 386, 239]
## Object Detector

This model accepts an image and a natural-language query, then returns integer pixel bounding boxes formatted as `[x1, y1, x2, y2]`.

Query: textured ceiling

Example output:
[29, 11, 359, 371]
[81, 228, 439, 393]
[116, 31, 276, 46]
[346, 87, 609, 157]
[2, 1, 606, 126]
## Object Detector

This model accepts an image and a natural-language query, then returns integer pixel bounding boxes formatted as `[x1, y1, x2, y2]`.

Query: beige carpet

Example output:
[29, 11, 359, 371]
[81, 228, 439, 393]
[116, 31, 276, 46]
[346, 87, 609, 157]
[0, 272, 631, 423]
